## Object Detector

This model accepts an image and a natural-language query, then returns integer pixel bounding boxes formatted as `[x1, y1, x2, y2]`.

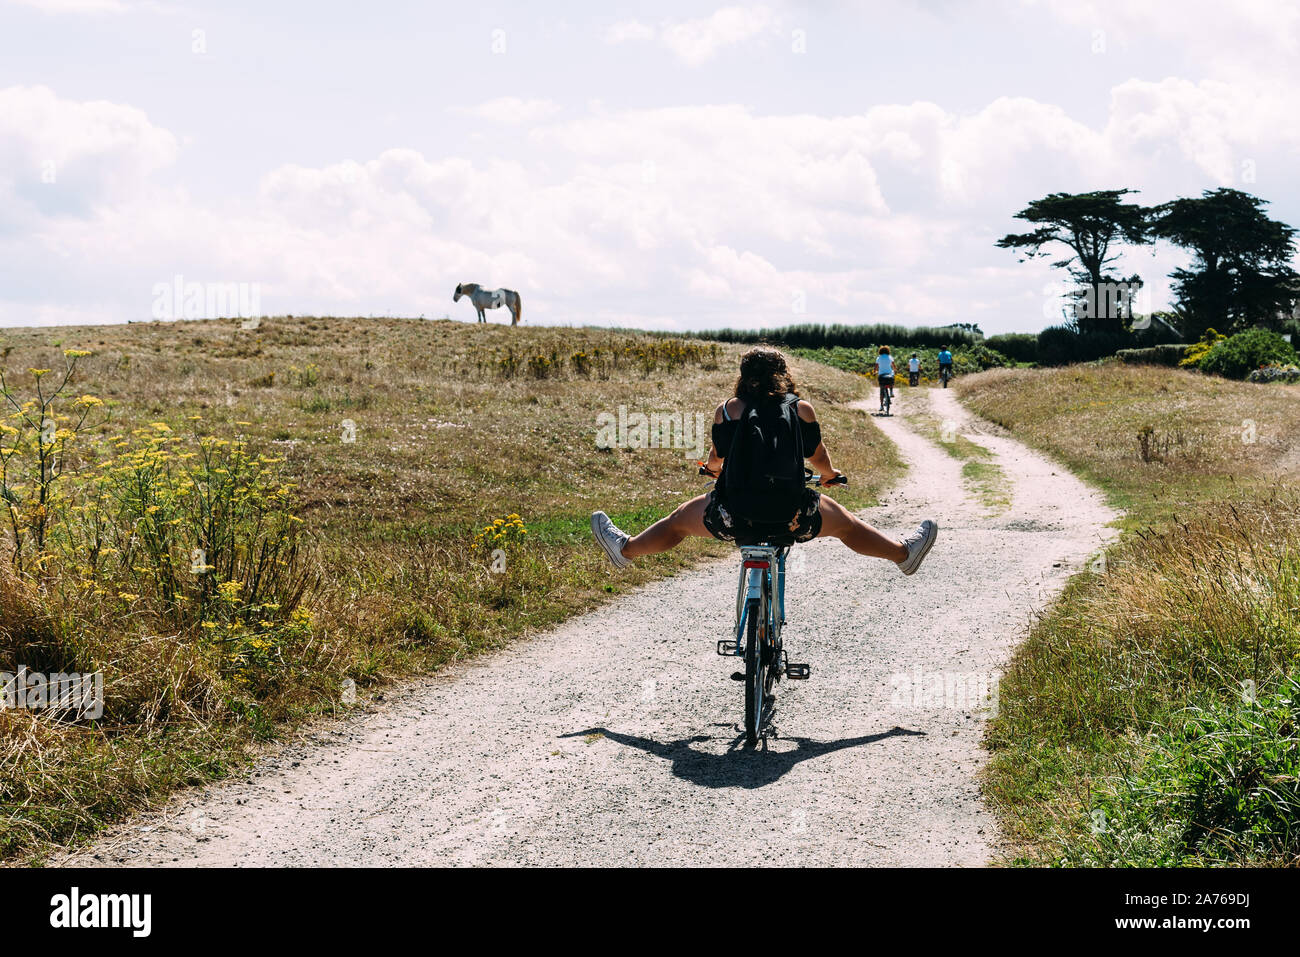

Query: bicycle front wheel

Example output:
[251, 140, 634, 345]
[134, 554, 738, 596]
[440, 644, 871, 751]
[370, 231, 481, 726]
[743, 596, 765, 746]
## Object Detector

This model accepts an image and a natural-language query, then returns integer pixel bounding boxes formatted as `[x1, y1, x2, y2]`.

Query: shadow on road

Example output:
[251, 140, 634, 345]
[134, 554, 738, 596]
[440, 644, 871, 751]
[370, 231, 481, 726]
[559, 725, 925, 789]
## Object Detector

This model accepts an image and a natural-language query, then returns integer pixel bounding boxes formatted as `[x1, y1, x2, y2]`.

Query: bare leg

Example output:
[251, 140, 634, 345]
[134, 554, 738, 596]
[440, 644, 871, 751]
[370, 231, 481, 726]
[622, 494, 711, 558]
[816, 495, 907, 562]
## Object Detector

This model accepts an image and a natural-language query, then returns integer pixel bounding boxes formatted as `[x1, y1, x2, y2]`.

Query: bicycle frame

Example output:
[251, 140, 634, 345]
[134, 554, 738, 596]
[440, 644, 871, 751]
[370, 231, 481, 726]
[706, 469, 834, 744]
[718, 543, 790, 744]
[732, 544, 786, 643]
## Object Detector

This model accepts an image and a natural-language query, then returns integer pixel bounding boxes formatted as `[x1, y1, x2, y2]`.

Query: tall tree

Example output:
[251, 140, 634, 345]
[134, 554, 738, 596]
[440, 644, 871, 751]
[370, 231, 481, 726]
[997, 189, 1150, 333]
[1149, 188, 1299, 339]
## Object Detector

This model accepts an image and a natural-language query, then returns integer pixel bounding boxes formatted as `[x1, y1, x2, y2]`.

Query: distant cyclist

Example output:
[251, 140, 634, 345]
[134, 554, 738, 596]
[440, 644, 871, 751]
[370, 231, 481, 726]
[937, 346, 954, 387]
[907, 353, 920, 387]
[877, 346, 896, 408]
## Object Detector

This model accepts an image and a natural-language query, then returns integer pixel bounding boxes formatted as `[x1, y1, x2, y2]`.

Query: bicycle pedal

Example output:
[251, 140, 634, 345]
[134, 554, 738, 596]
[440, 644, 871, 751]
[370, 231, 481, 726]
[717, 640, 741, 657]
[785, 662, 811, 680]
[730, 671, 745, 682]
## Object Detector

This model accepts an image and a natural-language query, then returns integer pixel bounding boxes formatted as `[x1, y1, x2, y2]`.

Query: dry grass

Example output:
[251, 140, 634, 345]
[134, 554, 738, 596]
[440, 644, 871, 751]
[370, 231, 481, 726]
[957, 364, 1300, 865]
[0, 316, 901, 861]
[957, 364, 1299, 528]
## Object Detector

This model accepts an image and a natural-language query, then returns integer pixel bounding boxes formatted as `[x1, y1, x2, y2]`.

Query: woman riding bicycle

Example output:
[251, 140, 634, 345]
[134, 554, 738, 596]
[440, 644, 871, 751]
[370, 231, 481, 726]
[876, 345, 896, 408]
[591, 347, 938, 574]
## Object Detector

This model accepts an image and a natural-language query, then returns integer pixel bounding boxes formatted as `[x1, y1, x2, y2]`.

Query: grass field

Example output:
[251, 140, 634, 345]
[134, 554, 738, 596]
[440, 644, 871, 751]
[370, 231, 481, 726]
[0, 316, 902, 861]
[958, 365, 1300, 865]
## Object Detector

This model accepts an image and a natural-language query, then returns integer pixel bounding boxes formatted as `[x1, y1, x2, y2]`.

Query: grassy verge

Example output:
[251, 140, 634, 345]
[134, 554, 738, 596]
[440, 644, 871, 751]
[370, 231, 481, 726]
[957, 364, 1300, 865]
[0, 317, 901, 861]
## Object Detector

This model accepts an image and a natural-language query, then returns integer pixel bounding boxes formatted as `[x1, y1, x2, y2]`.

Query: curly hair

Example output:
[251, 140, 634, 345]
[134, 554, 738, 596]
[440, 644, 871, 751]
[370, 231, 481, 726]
[734, 347, 799, 404]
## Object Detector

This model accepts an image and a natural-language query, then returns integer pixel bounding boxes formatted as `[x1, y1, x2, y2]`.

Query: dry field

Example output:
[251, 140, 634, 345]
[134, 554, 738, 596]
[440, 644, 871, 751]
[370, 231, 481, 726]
[0, 316, 900, 860]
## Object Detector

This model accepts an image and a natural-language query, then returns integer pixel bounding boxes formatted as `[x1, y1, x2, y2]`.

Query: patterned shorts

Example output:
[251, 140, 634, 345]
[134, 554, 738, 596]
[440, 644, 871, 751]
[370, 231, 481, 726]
[702, 488, 823, 546]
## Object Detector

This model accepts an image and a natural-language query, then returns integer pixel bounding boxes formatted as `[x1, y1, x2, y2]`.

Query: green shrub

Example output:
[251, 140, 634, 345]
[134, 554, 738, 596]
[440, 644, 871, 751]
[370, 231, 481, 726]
[1199, 328, 1298, 380]
[1036, 325, 1134, 366]
[0, 352, 103, 577]
[688, 322, 982, 351]
[1115, 344, 1190, 367]
[62, 426, 315, 631]
[1065, 673, 1300, 866]
[1179, 328, 1226, 368]
[985, 333, 1038, 364]
[960, 344, 1010, 372]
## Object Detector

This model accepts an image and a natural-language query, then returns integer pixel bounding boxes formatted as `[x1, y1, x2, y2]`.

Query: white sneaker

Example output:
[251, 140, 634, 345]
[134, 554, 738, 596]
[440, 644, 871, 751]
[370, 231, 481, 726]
[590, 511, 632, 568]
[897, 520, 938, 576]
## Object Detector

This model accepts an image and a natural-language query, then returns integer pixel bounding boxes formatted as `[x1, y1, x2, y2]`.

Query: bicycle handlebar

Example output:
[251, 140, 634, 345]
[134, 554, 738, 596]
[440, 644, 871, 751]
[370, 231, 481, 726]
[697, 465, 847, 487]
[807, 468, 848, 487]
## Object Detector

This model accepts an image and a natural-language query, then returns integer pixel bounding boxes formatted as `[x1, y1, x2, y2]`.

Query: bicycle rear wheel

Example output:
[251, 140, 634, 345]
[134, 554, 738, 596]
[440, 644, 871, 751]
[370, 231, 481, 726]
[743, 596, 765, 746]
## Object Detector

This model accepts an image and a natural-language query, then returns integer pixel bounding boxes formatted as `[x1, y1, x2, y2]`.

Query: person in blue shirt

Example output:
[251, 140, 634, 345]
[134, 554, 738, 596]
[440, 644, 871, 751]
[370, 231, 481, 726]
[937, 346, 954, 384]
[876, 346, 896, 409]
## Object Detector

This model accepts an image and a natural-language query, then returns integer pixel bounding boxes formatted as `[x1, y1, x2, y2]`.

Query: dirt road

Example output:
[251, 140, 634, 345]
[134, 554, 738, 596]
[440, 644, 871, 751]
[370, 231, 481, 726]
[63, 387, 1116, 866]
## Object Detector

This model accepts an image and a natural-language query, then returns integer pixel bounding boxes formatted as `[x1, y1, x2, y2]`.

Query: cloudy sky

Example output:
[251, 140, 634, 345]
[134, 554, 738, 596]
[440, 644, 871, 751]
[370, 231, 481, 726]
[2, 0, 1298, 332]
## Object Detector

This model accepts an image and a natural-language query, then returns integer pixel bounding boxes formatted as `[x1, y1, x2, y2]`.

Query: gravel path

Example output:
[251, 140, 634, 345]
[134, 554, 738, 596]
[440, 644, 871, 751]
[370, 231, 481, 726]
[62, 387, 1116, 867]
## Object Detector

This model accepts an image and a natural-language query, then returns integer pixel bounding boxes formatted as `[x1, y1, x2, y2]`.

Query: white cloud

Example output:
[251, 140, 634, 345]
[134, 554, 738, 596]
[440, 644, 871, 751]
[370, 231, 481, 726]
[604, 20, 654, 44]
[1029, 0, 1300, 79]
[661, 6, 780, 65]
[1104, 77, 1299, 186]
[454, 97, 561, 125]
[4, 67, 1299, 331]
[5, 0, 130, 12]
[605, 6, 780, 66]
[0, 85, 178, 229]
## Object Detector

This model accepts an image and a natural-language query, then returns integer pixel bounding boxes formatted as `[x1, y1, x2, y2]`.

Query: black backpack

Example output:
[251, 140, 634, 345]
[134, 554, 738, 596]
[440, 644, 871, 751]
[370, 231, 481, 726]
[720, 394, 806, 525]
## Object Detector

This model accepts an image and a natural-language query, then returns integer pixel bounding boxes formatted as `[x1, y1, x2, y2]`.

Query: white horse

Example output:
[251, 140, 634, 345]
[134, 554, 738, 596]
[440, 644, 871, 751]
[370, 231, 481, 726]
[454, 283, 522, 326]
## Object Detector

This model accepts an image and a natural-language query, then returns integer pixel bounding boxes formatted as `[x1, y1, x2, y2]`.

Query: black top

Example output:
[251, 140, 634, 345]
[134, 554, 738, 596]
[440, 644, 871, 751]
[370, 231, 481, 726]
[711, 398, 822, 459]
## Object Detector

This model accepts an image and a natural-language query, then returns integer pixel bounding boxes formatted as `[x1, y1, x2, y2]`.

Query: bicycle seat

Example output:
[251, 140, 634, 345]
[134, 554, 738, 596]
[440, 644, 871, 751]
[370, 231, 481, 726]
[739, 541, 791, 557]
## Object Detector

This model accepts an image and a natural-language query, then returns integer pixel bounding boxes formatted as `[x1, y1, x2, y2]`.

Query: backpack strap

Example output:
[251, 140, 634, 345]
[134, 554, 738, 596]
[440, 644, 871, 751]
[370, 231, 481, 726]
[782, 393, 805, 463]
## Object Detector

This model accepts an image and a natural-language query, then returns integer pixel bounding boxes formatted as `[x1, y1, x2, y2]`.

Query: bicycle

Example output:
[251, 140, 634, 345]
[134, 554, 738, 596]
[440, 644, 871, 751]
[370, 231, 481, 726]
[878, 375, 894, 415]
[704, 467, 848, 746]
[939, 365, 952, 388]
